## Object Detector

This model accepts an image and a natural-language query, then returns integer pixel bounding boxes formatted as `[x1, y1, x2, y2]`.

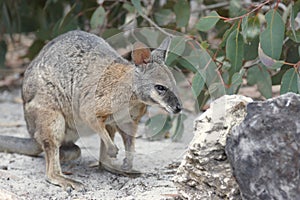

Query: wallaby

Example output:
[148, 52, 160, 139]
[0, 30, 182, 190]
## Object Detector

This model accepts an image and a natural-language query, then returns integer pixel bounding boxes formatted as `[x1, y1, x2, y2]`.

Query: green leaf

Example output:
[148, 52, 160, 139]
[260, 9, 285, 60]
[2, 2, 13, 36]
[280, 68, 299, 94]
[26, 40, 45, 60]
[102, 28, 121, 39]
[171, 113, 187, 142]
[241, 15, 248, 38]
[226, 29, 244, 73]
[139, 29, 160, 47]
[208, 82, 225, 98]
[52, 4, 78, 37]
[220, 23, 238, 47]
[247, 65, 272, 98]
[166, 36, 186, 65]
[290, 1, 300, 43]
[173, 0, 190, 28]
[90, 6, 106, 29]
[227, 72, 243, 94]
[258, 43, 284, 69]
[229, 0, 242, 17]
[0, 40, 7, 68]
[192, 72, 205, 97]
[154, 9, 174, 26]
[244, 36, 259, 60]
[131, 0, 143, 14]
[287, 30, 300, 43]
[123, 2, 135, 13]
[242, 15, 260, 40]
[196, 11, 220, 32]
[145, 114, 172, 140]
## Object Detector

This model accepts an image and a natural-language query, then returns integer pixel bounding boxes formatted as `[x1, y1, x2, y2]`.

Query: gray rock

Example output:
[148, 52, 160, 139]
[174, 95, 253, 200]
[226, 92, 300, 200]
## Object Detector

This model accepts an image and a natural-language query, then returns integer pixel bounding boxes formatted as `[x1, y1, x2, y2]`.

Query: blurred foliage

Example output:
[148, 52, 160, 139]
[1, 0, 300, 140]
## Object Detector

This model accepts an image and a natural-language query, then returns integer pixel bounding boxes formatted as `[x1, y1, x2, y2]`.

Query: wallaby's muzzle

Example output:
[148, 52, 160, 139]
[163, 90, 182, 114]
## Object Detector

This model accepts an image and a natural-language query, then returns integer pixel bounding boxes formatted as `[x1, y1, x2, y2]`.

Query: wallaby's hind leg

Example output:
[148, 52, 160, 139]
[60, 143, 81, 162]
[35, 110, 83, 190]
[99, 125, 116, 170]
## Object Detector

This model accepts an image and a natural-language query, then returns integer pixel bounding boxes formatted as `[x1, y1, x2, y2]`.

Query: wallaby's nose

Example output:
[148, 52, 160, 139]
[173, 103, 182, 114]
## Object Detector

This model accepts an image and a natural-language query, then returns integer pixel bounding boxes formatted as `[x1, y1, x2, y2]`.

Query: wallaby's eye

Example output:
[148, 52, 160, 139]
[155, 85, 167, 95]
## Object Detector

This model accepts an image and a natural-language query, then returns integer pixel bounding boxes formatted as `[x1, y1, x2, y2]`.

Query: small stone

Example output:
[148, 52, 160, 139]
[0, 165, 8, 170]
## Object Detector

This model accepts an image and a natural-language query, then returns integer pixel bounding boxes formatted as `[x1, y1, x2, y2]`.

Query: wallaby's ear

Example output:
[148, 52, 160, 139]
[132, 42, 151, 65]
[151, 37, 171, 62]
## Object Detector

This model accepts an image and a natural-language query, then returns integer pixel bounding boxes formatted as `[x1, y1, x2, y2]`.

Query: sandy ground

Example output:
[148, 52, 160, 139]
[0, 89, 195, 200]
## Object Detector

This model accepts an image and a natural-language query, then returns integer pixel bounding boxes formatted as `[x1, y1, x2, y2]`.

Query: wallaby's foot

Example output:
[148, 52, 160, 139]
[47, 174, 84, 191]
[107, 145, 119, 158]
[100, 161, 141, 177]
[121, 157, 133, 171]
[60, 143, 81, 162]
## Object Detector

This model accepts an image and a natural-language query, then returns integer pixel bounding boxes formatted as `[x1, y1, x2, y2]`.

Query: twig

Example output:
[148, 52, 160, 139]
[140, 14, 176, 38]
[192, 2, 230, 13]
[0, 122, 25, 127]
[224, 0, 271, 22]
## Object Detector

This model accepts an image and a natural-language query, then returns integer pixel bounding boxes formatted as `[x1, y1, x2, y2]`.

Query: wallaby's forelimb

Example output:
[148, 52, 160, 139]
[0, 135, 42, 156]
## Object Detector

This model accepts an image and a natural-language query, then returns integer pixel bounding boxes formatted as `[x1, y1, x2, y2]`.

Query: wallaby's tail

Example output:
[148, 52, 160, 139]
[0, 136, 42, 156]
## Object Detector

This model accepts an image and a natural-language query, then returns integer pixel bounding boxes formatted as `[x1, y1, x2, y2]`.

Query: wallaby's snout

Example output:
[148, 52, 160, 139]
[174, 101, 182, 114]
[155, 86, 182, 114]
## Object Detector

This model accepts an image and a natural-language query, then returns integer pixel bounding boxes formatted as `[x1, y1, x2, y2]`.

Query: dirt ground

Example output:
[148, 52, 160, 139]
[0, 89, 194, 200]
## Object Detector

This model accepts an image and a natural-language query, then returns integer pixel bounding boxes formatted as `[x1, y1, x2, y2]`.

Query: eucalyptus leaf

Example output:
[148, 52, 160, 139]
[90, 6, 106, 29]
[166, 36, 186, 65]
[290, 1, 300, 43]
[145, 114, 172, 141]
[247, 65, 272, 98]
[258, 43, 284, 69]
[123, 3, 135, 13]
[173, 0, 190, 28]
[229, 0, 242, 17]
[280, 68, 299, 94]
[227, 72, 243, 94]
[192, 72, 205, 97]
[171, 114, 187, 142]
[241, 15, 248, 39]
[0, 40, 7, 68]
[196, 11, 220, 32]
[260, 9, 285, 60]
[226, 29, 244, 74]
[26, 40, 45, 60]
[131, 0, 143, 14]
[243, 15, 260, 40]
[154, 9, 174, 26]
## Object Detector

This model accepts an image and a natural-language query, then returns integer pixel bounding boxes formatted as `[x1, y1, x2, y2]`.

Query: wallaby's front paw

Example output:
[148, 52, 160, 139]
[107, 145, 118, 158]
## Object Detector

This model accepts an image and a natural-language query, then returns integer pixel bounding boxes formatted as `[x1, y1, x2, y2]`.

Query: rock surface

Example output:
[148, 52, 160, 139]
[174, 95, 253, 199]
[226, 92, 300, 200]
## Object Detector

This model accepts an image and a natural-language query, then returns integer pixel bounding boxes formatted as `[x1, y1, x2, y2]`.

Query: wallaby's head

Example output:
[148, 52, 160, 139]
[131, 37, 182, 114]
